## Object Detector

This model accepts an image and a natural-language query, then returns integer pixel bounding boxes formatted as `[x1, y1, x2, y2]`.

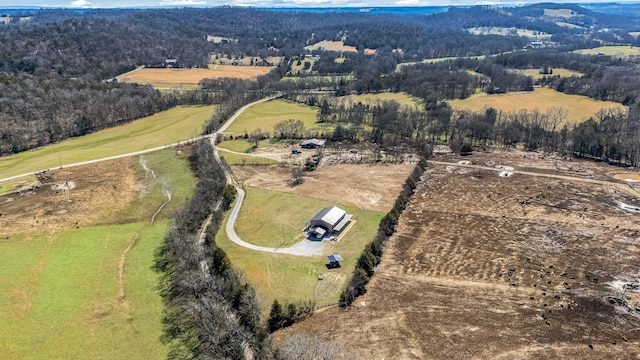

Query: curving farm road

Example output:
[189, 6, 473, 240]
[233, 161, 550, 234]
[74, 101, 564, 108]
[211, 95, 325, 256]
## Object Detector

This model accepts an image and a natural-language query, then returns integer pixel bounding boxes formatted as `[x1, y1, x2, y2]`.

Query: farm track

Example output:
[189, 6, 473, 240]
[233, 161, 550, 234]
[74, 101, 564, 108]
[208, 95, 326, 256]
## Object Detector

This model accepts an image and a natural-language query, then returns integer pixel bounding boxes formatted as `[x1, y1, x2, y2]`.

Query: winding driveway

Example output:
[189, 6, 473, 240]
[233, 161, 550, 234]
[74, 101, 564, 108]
[211, 95, 325, 256]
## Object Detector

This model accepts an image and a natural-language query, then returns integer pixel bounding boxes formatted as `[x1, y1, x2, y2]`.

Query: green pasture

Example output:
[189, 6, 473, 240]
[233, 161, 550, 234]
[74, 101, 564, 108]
[0, 149, 197, 359]
[0, 222, 168, 360]
[219, 150, 279, 165]
[574, 46, 640, 57]
[222, 99, 329, 137]
[0, 105, 214, 180]
[216, 186, 383, 314]
[218, 139, 256, 153]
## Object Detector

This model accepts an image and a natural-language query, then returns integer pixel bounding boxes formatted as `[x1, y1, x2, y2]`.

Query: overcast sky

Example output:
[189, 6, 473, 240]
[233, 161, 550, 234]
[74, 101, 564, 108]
[0, 0, 621, 10]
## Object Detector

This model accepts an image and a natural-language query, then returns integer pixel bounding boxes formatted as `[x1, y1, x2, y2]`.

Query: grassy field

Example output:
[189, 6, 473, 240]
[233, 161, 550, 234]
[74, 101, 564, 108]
[222, 99, 329, 137]
[341, 92, 423, 109]
[0, 105, 213, 180]
[219, 149, 279, 165]
[517, 68, 584, 79]
[0, 149, 197, 359]
[448, 87, 625, 124]
[216, 186, 383, 313]
[0, 223, 167, 359]
[467, 27, 551, 39]
[0, 175, 40, 196]
[281, 74, 355, 82]
[303, 40, 376, 55]
[116, 65, 273, 89]
[574, 46, 640, 57]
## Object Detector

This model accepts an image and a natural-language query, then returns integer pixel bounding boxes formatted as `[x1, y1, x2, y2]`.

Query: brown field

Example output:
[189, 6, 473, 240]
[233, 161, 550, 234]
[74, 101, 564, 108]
[115, 65, 273, 88]
[232, 163, 413, 213]
[0, 158, 139, 237]
[304, 40, 376, 55]
[517, 68, 584, 79]
[275, 150, 640, 359]
[449, 87, 626, 124]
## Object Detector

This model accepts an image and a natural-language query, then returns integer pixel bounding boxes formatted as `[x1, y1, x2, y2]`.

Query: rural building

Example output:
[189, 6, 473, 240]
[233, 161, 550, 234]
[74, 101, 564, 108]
[327, 254, 344, 268]
[301, 138, 326, 149]
[308, 206, 352, 238]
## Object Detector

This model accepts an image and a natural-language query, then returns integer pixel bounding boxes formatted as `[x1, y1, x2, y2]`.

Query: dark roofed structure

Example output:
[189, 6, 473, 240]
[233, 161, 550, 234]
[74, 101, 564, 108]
[301, 138, 326, 149]
[308, 206, 352, 238]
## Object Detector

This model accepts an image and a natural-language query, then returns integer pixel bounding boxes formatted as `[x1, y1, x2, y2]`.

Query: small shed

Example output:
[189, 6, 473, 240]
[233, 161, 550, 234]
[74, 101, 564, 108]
[327, 254, 343, 268]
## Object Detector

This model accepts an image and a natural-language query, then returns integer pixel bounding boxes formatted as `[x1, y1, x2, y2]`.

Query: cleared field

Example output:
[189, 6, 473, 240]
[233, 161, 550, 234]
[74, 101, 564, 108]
[276, 151, 640, 358]
[544, 8, 579, 17]
[281, 74, 355, 82]
[222, 99, 329, 137]
[289, 59, 315, 75]
[0, 149, 197, 359]
[216, 186, 384, 312]
[574, 46, 640, 57]
[0, 105, 213, 180]
[0, 175, 40, 196]
[116, 65, 273, 88]
[304, 40, 376, 55]
[219, 149, 279, 165]
[467, 27, 551, 39]
[517, 68, 584, 79]
[448, 87, 625, 124]
[341, 92, 423, 109]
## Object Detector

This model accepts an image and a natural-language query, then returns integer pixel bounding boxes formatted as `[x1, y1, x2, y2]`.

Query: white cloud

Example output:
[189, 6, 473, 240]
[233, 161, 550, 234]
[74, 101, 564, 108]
[160, 0, 207, 5]
[70, 0, 97, 7]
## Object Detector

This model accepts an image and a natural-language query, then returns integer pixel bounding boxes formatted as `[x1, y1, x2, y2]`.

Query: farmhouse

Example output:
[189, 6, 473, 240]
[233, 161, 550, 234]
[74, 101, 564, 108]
[301, 138, 326, 149]
[308, 206, 352, 238]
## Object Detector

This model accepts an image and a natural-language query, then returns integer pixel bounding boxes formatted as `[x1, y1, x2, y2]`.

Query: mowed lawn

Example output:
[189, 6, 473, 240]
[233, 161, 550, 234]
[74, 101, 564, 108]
[116, 65, 273, 89]
[448, 87, 625, 124]
[222, 99, 329, 137]
[0, 149, 197, 359]
[0, 105, 213, 180]
[216, 186, 383, 313]
[574, 45, 640, 57]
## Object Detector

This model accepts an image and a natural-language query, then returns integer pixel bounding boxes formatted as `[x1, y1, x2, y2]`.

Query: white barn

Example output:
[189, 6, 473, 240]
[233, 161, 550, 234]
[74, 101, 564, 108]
[308, 206, 352, 238]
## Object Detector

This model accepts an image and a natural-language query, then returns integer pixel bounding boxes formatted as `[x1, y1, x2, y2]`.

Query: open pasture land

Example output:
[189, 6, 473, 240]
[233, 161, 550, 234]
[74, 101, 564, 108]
[448, 87, 625, 124]
[517, 68, 584, 79]
[574, 46, 640, 57]
[234, 163, 413, 213]
[0, 105, 213, 180]
[544, 8, 580, 18]
[216, 186, 383, 312]
[467, 27, 551, 39]
[217, 163, 412, 311]
[304, 40, 376, 55]
[116, 65, 273, 88]
[0, 149, 197, 359]
[221, 99, 329, 138]
[340, 92, 423, 109]
[276, 151, 640, 359]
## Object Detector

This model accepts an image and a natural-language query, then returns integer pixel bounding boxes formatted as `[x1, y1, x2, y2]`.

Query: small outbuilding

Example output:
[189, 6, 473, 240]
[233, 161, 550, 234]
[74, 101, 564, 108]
[327, 254, 344, 268]
[308, 206, 352, 238]
[301, 138, 326, 149]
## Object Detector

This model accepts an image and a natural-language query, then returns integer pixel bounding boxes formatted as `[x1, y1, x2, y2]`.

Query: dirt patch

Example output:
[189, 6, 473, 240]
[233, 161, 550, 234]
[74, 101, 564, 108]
[615, 173, 640, 182]
[233, 163, 413, 212]
[0, 157, 140, 237]
[274, 151, 640, 359]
